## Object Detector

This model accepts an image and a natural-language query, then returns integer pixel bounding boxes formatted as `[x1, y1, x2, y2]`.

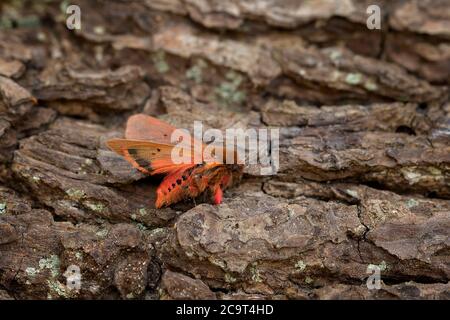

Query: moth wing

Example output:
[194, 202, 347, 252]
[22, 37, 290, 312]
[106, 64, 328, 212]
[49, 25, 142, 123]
[106, 139, 194, 175]
[125, 114, 177, 144]
[126, 114, 214, 162]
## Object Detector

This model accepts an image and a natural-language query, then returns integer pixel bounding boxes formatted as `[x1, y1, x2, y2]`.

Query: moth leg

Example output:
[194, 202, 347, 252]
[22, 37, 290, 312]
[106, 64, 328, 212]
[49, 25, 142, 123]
[213, 186, 223, 205]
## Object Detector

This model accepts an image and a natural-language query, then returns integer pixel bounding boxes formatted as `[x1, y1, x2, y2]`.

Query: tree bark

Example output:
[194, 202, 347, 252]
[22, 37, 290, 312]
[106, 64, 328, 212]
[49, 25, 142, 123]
[0, 0, 449, 300]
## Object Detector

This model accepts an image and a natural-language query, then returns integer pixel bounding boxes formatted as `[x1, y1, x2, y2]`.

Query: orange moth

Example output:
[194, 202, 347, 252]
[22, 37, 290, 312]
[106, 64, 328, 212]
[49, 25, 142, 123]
[107, 114, 243, 208]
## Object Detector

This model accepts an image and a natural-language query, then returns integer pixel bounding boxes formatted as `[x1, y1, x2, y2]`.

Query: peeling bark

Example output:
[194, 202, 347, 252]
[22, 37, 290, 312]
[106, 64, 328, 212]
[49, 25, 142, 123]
[0, 0, 449, 300]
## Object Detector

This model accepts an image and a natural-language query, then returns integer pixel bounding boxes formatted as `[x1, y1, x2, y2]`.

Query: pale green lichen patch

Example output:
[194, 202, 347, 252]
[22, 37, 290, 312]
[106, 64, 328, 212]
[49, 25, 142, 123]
[32, 176, 41, 182]
[65, 188, 86, 201]
[428, 167, 442, 176]
[405, 198, 419, 208]
[353, 224, 367, 237]
[329, 50, 342, 61]
[0, 203, 6, 215]
[287, 206, 296, 218]
[304, 276, 314, 284]
[148, 227, 165, 237]
[379, 261, 388, 271]
[250, 263, 263, 283]
[39, 255, 61, 278]
[294, 260, 306, 272]
[26, 255, 61, 279]
[95, 228, 109, 238]
[152, 51, 170, 74]
[224, 273, 237, 283]
[158, 288, 165, 299]
[215, 71, 246, 106]
[0, 16, 14, 30]
[47, 280, 69, 298]
[209, 257, 227, 270]
[364, 80, 378, 91]
[60, 0, 70, 13]
[401, 168, 422, 184]
[136, 223, 147, 231]
[131, 213, 137, 220]
[139, 208, 147, 216]
[0, 10, 40, 29]
[79, 159, 94, 172]
[75, 252, 83, 260]
[83, 201, 106, 212]
[368, 260, 388, 272]
[25, 267, 38, 277]
[402, 167, 443, 185]
[345, 73, 362, 85]
[186, 59, 207, 83]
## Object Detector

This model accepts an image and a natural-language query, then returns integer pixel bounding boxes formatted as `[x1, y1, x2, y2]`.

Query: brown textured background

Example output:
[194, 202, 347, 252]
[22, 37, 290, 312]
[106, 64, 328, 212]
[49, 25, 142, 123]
[0, 0, 449, 300]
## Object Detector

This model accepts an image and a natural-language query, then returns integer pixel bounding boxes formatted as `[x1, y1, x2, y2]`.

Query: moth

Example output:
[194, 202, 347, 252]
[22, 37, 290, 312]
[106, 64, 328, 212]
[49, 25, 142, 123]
[107, 114, 243, 208]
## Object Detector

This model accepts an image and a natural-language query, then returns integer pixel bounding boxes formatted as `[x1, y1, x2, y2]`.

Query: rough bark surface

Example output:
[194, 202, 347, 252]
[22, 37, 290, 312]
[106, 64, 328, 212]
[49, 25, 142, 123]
[0, 0, 449, 300]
